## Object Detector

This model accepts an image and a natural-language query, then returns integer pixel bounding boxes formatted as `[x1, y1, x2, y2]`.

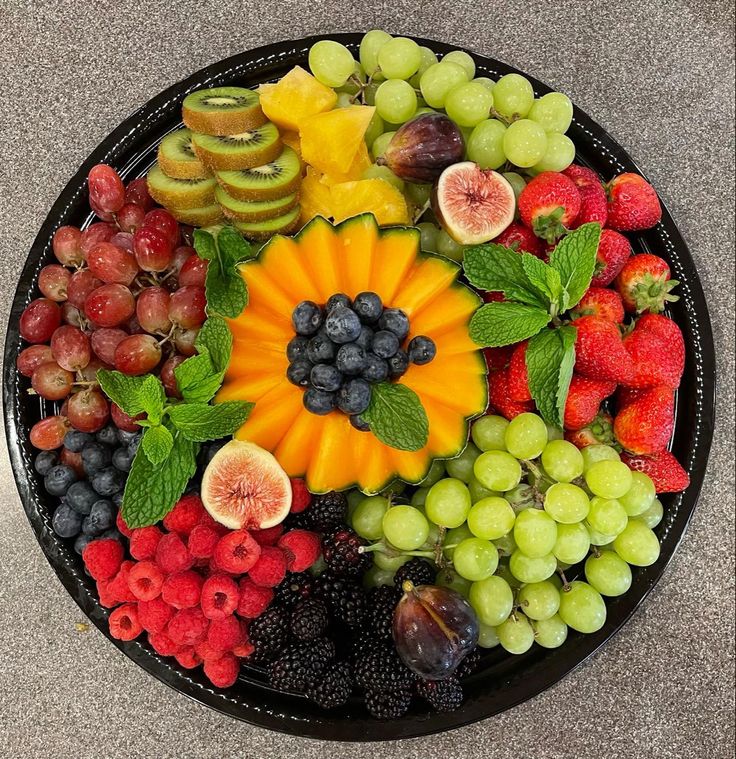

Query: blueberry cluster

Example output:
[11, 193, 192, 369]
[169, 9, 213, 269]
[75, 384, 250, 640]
[286, 292, 437, 427]
[34, 425, 140, 553]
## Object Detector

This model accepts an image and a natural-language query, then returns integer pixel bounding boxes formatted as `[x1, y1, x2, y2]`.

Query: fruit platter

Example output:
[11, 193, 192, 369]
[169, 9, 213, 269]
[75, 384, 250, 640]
[2, 33, 714, 740]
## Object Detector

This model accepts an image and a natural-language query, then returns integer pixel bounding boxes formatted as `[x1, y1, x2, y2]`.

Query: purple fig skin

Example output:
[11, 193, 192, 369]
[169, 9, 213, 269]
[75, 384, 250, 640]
[378, 114, 465, 184]
[392, 582, 479, 681]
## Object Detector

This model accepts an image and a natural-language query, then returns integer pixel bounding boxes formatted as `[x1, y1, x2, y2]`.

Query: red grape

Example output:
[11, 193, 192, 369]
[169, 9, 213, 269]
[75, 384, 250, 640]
[31, 361, 74, 400]
[59, 398, 69, 417]
[169, 286, 206, 329]
[84, 284, 135, 327]
[77, 357, 110, 383]
[38, 264, 71, 302]
[111, 402, 144, 432]
[87, 242, 139, 285]
[67, 270, 102, 309]
[179, 255, 208, 288]
[126, 314, 145, 334]
[133, 226, 174, 272]
[90, 328, 128, 365]
[80, 222, 116, 257]
[136, 286, 171, 334]
[114, 334, 162, 375]
[17, 345, 54, 377]
[50, 325, 91, 371]
[144, 209, 179, 244]
[61, 303, 84, 328]
[170, 245, 195, 275]
[88, 164, 125, 215]
[20, 298, 61, 343]
[124, 177, 154, 211]
[60, 447, 85, 477]
[52, 226, 84, 267]
[67, 388, 110, 432]
[174, 327, 200, 356]
[116, 203, 146, 233]
[110, 231, 134, 252]
[30, 415, 71, 450]
[160, 354, 185, 398]
[89, 196, 116, 222]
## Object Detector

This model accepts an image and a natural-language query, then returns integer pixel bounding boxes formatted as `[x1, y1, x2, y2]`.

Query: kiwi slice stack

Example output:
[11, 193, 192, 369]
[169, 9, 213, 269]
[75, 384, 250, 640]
[192, 122, 282, 171]
[168, 204, 224, 227]
[216, 147, 302, 202]
[147, 164, 217, 210]
[182, 87, 266, 136]
[215, 186, 298, 223]
[234, 205, 301, 241]
[158, 128, 210, 179]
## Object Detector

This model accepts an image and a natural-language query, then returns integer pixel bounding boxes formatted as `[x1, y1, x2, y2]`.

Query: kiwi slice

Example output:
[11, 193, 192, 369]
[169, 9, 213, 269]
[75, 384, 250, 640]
[192, 122, 282, 171]
[157, 128, 210, 179]
[182, 86, 266, 136]
[216, 147, 302, 202]
[234, 205, 302, 241]
[169, 203, 224, 227]
[146, 163, 217, 209]
[215, 185, 299, 222]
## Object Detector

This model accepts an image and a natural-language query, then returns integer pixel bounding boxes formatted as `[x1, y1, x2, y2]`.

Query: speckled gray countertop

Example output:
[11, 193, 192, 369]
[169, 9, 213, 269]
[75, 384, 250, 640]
[0, 1, 734, 757]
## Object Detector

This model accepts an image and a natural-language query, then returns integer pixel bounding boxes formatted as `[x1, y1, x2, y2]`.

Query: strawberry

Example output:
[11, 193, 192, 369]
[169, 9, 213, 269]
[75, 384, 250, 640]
[616, 253, 679, 314]
[606, 173, 662, 231]
[565, 411, 616, 447]
[621, 450, 690, 493]
[613, 385, 675, 454]
[564, 375, 617, 430]
[616, 385, 648, 409]
[482, 291, 507, 304]
[570, 287, 625, 323]
[563, 164, 608, 228]
[518, 172, 581, 243]
[488, 368, 534, 420]
[507, 341, 532, 402]
[622, 313, 685, 388]
[483, 343, 514, 371]
[492, 222, 544, 258]
[590, 228, 632, 287]
[571, 315, 635, 384]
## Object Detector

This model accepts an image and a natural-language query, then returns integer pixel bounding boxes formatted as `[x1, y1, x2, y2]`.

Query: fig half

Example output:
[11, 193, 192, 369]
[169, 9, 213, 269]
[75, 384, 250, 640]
[432, 162, 516, 244]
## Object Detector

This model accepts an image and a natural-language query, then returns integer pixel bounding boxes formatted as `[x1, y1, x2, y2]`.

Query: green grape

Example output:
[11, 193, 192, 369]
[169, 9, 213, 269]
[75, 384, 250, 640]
[346, 488, 365, 518]
[445, 82, 494, 127]
[375, 79, 417, 123]
[436, 229, 465, 261]
[445, 441, 481, 482]
[533, 614, 568, 648]
[420, 458, 446, 487]
[422, 521, 441, 551]
[468, 575, 513, 626]
[411, 487, 430, 508]
[371, 131, 396, 160]
[442, 50, 476, 79]
[585, 460, 633, 499]
[587, 496, 628, 537]
[502, 119, 548, 168]
[468, 476, 499, 503]
[496, 612, 535, 654]
[352, 495, 389, 540]
[474, 450, 522, 492]
[478, 621, 500, 648]
[381, 480, 406, 498]
[409, 46, 440, 88]
[585, 522, 616, 547]
[509, 550, 556, 583]
[467, 496, 515, 540]
[336, 61, 366, 95]
[493, 531, 517, 558]
[492, 73, 535, 118]
[335, 92, 353, 108]
[528, 92, 573, 133]
[425, 477, 472, 528]
[467, 119, 507, 170]
[364, 111, 385, 149]
[558, 580, 607, 633]
[377, 36, 422, 79]
[471, 415, 509, 451]
[613, 520, 660, 566]
[513, 508, 558, 558]
[548, 572, 563, 590]
[308, 554, 327, 576]
[420, 61, 468, 108]
[453, 537, 499, 581]
[636, 497, 663, 529]
[541, 439, 584, 483]
[363, 82, 379, 105]
[581, 444, 621, 472]
[505, 482, 535, 513]
[546, 424, 564, 441]
[308, 41, 356, 87]
[495, 560, 521, 588]
[518, 580, 561, 620]
[553, 522, 591, 564]
[585, 551, 632, 597]
[436, 567, 472, 597]
[417, 222, 439, 253]
[405, 182, 432, 207]
[531, 133, 575, 173]
[504, 412, 548, 460]
[361, 164, 405, 190]
[382, 505, 429, 550]
[473, 77, 495, 91]
[359, 29, 392, 76]
[374, 548, 411, 572]
[363, 564, 395, 589]
[619, 471, 656, 516]
[443, 523, 474, 559]
[503, 171, 527, 204]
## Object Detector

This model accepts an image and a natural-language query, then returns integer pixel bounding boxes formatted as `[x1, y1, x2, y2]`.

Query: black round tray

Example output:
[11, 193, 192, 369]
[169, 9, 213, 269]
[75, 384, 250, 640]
[2, 33, 716, 741]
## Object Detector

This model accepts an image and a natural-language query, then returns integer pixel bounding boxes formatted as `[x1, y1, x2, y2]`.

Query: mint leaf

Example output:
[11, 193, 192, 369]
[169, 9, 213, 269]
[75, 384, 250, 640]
[526, 326, 577, 428]
[139, 375, 166, 423]
[175, 317, 234, 403]
[97, 370, 149, 416]
[217, 226, 255, 266]
[168, 401, 253, 441]
[469, 302, 552, 347]
[193, 229, 218, 261]
[549, 223, 601, 310]
[195, 316, 232, 372]
[205, 256, 248, 318]
[121, 431, 199, 528]
[363, 383, 429, 452]
[141, 424, 173, 465]
[556, 326, 577, 424]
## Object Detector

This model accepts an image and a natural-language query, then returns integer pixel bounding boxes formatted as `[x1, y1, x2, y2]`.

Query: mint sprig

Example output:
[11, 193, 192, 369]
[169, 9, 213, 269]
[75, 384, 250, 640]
[363, 382, 429, 452]
[526, 326, 577, 428]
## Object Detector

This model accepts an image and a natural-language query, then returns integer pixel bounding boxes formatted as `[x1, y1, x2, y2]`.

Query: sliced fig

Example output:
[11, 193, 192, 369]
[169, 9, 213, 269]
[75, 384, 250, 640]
[201, 439, 292, 530]
[377, 113, 465, 183]
[432, 162, 515, 245]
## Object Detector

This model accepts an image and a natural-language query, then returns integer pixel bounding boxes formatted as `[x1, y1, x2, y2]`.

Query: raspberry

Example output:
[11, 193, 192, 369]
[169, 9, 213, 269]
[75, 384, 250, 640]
[187, 524, 220, 559]
[203, 652, 240, 688]
[236, 577, 274, 618]
[115, 510, 133, 538]
[96, 578, 119, 608]
[194, 637, 222, 662]
[167, 607, 209, 647]
[163, 494, 205, 535]
[148, 630, 179, 656]
[232, 621, 254, 658]
[212, 530, 261, 574]
[109, 603, 142, 641]
[128, 560, 164, 601]
[289, 478, 312, 513]
[107, 560, 137, 604]
[129, 526, 163, 561]
[174, 646, 202, 669]
[155, 532, 194, 574]
[137, 597, 174, 633]
[251, 524, 284, 546]
[201, 574, 240, 620]
[278, 530, 321, 572]
[161, 570, 204, 609]
[207, 615, 243, 652]
[248, 546, 288, 588]
[83, 538, 124, 580]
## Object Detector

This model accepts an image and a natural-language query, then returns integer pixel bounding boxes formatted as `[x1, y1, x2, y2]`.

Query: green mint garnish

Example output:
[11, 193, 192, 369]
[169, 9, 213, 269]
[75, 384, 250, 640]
[363, 382, 429, 452]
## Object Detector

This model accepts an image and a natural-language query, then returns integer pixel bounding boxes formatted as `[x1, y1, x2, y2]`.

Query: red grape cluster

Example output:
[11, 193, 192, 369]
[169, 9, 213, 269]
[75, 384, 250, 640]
[18, 164, 209, 451]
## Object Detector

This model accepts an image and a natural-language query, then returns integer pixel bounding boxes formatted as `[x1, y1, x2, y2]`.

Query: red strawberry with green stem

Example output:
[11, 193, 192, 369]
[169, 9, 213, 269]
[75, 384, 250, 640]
[622, 313, 685, 388]
[606, 173, 662, 231]
[621, 450, 689, 493]
[563, 375, 617, 430]
[488, 368, 534, 420]
[590, 228, 632, 287]
[507, 341, 532, 402]
[565, 411, 616, 448]
[570, 315, 635, 384]
[614, 385, 675, 454]
[616, 253, 679, 314]
[571, 287, 625, 324]
[492, 222, 544, 258]
[518, 172, 581, 243]
[563, 164, 608, 228]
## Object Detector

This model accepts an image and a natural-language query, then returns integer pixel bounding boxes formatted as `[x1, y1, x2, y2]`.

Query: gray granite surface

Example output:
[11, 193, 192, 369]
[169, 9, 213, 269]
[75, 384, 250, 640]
[0, 1, 734, 757]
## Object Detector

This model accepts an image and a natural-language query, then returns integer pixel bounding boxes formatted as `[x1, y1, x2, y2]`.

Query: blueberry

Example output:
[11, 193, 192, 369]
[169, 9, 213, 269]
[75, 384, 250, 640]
[66, 481, 98, 515]
[52, 503, 82, 538]
[74, 533, 95, 555]
[44, 465, 78, 496]
[388, 349, 410, 378]
[287, 358, 313, 387]
[91, 466, 126, 497]
[306, 331, 336, 364]
[326, 293, 352, 312]
[353, 291, 383, 324]
[286, 335, 310, 362]
[324, 305, 362, 344]
[337, 378, 372, 415]
[64, 430, 93, 453]
[349, 414, 371, 432]
[362, 353, 389, 383]
[292, 300, 324, 336]
[303, 388, 336, 415]
[117, 429, 139, 446]
[355, 325, 374, 351]
[205, 439, 227, 464]
[101, 529, 123, 542]
[311, 363, 343, 392]
[378, 308, 410, 341]
[408, 335, 437, 365]
[82, 442, 112, 474]
[127, 433, 142, 456]
[34, 451, 58, 476]
[82, 499, 115, 536]
[372, 330, 400, 359]
[112, 447, 134, 472]
[96, 425, 119, 447]
[112, 491, 124, 507]
[335, 343, 366, 375]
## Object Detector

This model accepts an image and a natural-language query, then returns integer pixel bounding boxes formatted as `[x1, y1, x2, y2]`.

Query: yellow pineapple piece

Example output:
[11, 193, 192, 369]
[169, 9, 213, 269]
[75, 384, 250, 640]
[299, 167, 334, 225]
[280, 131, 302, 161]
[259, 66, 337, 132]
[319, 142, 372, 186]
[330, 179, 410, 226]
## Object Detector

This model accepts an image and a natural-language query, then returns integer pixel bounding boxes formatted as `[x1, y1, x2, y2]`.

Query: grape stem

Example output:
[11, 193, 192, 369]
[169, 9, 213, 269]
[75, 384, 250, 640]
[434, 525, 447, 567]
[412, 199, 431, 224]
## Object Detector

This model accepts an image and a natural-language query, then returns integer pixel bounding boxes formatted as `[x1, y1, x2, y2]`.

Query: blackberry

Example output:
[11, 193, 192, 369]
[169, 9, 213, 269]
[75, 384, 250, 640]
[367, 585, 400, 640]
[456, 647, 482, 680]
[315, 573, 367, 629]
[268, 638, 333, 693]
[305, 491, 347, 532]
[248, 606, 289, 661]
[364, 688, 412, 719]
[307, 661, 352, 709]
[322, 526, 370, 577]
[274, 572, 315, 608]
[354, 643, 414, 692]
[394, 558, 435, 589]
[290, 598, 329, 642]
[349, 630, 381, 664]
[415, 677, 464, 712]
